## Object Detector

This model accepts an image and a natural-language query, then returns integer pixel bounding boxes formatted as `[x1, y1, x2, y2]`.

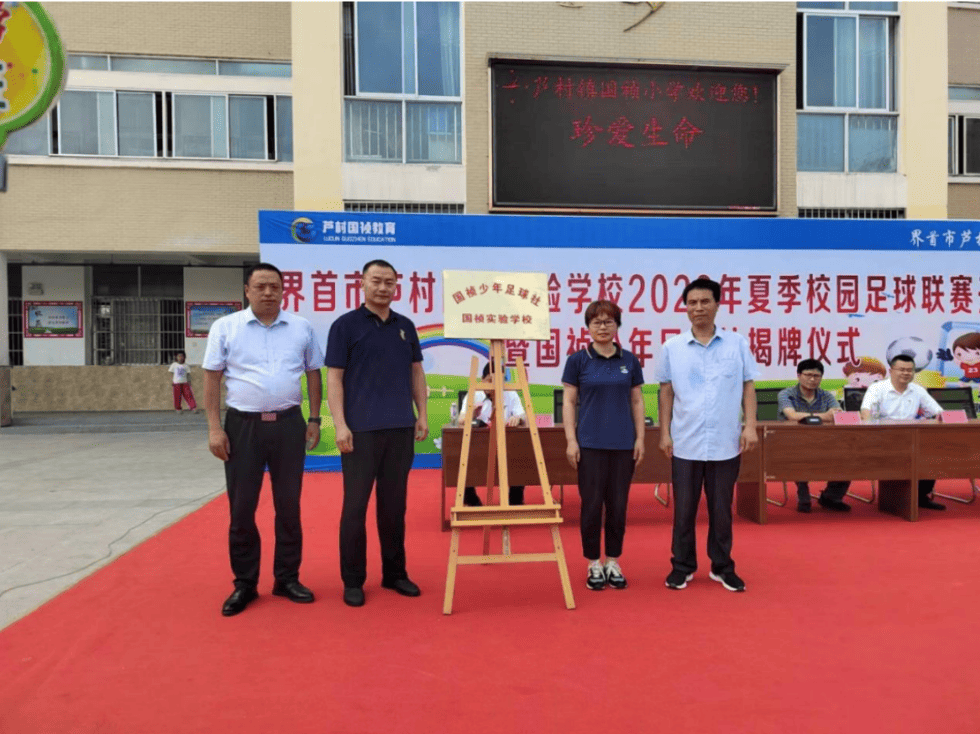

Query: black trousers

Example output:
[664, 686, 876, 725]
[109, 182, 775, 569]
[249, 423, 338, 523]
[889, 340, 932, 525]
[339, 428, 415, 588]
[670, 455, 741, 576]
[918, 479, 936, 501]
[223, 407, 307, 589]
[795, 480, 850, 505]
[577, 447, 635, 560]
[464, 486, 525, 504]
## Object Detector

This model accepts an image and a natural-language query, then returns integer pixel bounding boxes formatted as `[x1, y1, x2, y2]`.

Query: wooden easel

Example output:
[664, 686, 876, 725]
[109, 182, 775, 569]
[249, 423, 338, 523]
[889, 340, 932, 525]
[443, 340, 575, 614]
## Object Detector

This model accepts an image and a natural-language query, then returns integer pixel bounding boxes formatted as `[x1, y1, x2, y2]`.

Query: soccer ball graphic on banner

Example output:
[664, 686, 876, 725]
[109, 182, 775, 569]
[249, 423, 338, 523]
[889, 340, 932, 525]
[885, 336, 933, 371]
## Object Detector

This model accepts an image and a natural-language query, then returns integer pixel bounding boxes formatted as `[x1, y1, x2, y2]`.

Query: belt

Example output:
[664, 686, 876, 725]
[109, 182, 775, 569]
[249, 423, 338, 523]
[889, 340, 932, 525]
[228, 406, 302, 422]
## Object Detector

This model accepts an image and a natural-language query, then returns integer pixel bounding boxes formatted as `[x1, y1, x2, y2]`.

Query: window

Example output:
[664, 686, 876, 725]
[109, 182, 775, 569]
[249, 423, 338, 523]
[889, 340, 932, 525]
[949, 116, 980, 176]
[64, 54, 292, 78]
[117, 92, 156, 157]
[91, 265, 184, 365]
[950, 87, 980, 177]
[5, 54, 292, 161]
[3, 114, 51, 155]
[7, 89, 292, 162]
[111, 56, 217, 75]
[173, 94, 228, 158]
[67, 54, 109, 71]
[229, 96, 266, 159]
[58, 90, 116, 155]
[275, 96, 293, 162]
[343, 1, 461, 164]
[797, 2, 898, 173]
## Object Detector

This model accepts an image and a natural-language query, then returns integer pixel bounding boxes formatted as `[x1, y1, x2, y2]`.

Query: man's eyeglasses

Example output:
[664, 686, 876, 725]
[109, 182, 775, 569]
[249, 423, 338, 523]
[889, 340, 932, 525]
[590, 319, 617, 328]
[799, 372, 823, 379]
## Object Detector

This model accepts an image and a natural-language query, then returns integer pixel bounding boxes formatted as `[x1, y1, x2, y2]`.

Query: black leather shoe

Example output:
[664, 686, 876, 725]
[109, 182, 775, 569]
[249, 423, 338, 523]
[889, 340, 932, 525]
[221, 586, 258, 617]
[818, 496, 851, 512]
[343, 587, 365, 607]
[272, 580, 315, 603]
[381, 578, 421, 597]
[797, 503, 812, 513]
[919, 499, 946, 511]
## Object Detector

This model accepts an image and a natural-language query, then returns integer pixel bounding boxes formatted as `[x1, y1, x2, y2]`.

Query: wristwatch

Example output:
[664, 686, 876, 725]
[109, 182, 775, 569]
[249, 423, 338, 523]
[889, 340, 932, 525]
[307, 417, 322, 424]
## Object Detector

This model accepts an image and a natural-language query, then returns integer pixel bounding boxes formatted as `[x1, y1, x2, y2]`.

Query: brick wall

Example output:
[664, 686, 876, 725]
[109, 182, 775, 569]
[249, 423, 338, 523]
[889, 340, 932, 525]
[949, 7, 980, 85]
[11, 366, 225, 412]
[45, 2, 290, 60]
[2, 167, 291, 255]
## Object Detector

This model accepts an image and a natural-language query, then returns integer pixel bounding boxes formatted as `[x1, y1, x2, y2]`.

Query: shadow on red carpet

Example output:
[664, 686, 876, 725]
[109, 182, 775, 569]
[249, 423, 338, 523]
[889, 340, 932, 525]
[1, 471, 978, 734]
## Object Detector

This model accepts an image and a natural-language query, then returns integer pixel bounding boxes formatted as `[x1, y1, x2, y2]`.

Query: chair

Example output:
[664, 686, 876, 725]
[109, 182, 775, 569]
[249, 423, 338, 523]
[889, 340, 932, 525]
[755, 387, 789, 506]
[927, 387, 978, 504]
[927, 386, 977, 418]
[843, 387, 867, 412]
[755, 387, 783, 421]
[842, 386, 876, 503]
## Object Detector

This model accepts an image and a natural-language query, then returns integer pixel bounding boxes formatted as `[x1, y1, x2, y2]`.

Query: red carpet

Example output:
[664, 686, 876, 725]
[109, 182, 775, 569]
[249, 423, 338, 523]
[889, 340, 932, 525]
[1, 472, 978, 734]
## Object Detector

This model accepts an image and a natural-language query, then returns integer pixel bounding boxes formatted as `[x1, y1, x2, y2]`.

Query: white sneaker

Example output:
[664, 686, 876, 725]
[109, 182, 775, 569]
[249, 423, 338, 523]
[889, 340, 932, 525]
[586, 560, 606, 591]
[604, 559, 628, 590]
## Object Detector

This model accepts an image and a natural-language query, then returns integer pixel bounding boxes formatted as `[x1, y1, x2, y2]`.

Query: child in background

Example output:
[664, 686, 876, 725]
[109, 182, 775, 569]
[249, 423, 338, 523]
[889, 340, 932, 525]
[168, 351, 198, 412]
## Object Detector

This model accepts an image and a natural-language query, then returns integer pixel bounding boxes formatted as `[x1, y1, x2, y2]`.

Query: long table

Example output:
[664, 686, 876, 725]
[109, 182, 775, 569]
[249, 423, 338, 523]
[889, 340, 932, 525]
[745, 421, 980, 523]
[440, 425, 761, 531]
[440, 421, 980, 528]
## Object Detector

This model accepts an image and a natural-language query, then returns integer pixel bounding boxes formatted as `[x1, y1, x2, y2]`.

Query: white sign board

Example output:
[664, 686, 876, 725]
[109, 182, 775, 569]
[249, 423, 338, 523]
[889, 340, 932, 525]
[443, 270, 551, 340]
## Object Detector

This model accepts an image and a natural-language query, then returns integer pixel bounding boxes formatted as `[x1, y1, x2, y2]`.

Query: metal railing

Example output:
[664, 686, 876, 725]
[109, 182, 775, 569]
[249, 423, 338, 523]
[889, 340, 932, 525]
[7, 298, 23, 366]
[344, 98, 462, 164]
[345, 99, 402, 162]
[92, 297, 184, 365]
[406, 102, 461, 163]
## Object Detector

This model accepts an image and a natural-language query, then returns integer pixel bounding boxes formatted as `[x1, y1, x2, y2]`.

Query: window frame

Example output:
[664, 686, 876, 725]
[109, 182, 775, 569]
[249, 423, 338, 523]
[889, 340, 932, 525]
[345, 1, 462, 165]
[228, 94, 270, 161]
[274, 95, 293, 162]
[66, 53, 292, 78]
[949, 113, 980, 178]
[55, 89, 118, 157]
[116, 90, 159, 158]
[170, 92, 229, 160]
[797, 2, 899, 174]
[13, 87, 291, 163]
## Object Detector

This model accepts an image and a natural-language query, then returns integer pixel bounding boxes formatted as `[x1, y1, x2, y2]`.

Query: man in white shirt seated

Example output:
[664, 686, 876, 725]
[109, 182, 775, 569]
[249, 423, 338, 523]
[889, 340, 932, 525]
[456, 361, 527, 506]
[859, 354, 945, 511]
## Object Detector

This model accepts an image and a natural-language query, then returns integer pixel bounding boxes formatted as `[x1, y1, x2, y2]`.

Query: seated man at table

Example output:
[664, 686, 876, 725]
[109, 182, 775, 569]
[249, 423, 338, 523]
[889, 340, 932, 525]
[777, 359, 851, 513]
[860, 354, 945, 511]
[456, 361, 527, 506]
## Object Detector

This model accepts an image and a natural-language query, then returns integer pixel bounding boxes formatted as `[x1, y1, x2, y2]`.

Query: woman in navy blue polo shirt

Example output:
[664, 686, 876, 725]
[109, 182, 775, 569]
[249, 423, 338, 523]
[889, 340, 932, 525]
[561, 300, 646, 591]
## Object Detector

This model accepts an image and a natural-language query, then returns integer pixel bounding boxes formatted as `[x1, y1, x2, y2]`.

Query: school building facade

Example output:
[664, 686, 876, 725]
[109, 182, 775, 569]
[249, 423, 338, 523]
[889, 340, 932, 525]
[1, 1, 975, 412]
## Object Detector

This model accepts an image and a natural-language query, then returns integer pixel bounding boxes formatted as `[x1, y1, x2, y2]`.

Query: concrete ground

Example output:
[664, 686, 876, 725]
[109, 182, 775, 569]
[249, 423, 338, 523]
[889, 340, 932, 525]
[0, 411, 226, 630]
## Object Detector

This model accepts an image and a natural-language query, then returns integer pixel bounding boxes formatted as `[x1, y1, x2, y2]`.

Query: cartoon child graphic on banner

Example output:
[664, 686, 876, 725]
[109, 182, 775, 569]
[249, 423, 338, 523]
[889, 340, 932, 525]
[842, 357, 886, 388]
[938, 332, 980, 384]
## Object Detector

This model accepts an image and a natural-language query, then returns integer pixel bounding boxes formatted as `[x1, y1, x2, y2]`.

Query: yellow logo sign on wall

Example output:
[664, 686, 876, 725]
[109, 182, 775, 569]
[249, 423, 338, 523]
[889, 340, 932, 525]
[0, 1, 65, 149]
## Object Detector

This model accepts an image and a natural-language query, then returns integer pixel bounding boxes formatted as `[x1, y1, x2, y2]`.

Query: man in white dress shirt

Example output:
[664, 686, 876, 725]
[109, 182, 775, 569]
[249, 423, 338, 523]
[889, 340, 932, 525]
[860, 353, 945, 511]
[203, 263, 325, 616]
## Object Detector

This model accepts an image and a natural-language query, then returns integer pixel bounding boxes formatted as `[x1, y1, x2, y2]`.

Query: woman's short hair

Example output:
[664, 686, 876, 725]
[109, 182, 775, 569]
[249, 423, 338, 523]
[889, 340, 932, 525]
[584, 300, 622, 327]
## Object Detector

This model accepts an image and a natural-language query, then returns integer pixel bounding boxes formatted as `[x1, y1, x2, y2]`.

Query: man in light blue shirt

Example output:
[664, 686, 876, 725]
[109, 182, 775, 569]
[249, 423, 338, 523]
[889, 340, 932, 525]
[203, 263, 324, 617]
[656, 278, 759, 593]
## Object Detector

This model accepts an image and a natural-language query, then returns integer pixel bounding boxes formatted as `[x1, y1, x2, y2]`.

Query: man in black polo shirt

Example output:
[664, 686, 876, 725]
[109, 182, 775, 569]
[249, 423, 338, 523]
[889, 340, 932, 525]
[326, 259, 429, 607]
